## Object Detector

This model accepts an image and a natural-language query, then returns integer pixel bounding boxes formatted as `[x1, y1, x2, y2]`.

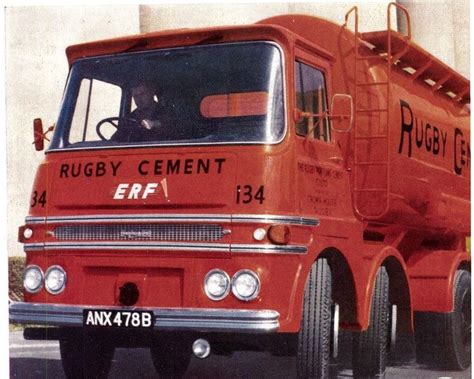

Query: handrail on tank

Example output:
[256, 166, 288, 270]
[343, 6, 358, 35]
[387, 2, 411, 40]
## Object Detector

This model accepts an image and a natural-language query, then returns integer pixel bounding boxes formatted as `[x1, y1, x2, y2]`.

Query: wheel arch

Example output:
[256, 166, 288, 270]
[359, 247, 412, 332]
[407, 250, 470, 312]
[318, 247, 358, 326]
[458, 260, 471, 273]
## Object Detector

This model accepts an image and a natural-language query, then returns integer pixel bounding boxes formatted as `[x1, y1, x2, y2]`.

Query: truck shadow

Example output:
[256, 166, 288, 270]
[10, 335, 470, 379]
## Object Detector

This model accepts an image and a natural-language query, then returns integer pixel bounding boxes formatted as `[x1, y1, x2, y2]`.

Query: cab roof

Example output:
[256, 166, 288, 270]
[65, 17, 334, 66]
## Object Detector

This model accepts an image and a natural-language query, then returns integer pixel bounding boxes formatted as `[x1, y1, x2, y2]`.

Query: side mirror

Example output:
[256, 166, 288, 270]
[330, 94, 353, 132]
[33, 118, 45, 151]
[33, 118, 54, 151]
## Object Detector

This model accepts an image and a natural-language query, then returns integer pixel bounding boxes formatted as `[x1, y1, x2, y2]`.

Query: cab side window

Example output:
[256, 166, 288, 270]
[295, 61, 330, 142]
[69, 78, 122, 144]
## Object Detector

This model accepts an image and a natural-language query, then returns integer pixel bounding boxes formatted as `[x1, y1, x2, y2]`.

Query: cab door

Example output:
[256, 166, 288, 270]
[293, 50, 353, 224]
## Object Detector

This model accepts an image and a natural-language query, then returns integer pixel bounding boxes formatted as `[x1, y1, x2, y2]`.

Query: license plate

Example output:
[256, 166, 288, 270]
[83, 309, 154, 329]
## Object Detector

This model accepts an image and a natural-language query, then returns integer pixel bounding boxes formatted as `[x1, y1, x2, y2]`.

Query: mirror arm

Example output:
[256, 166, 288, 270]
[294, 108, 327, 122]
[327, 114, 351, 120]
[32, 124, 55, 145]
[294, 108, 328, 139]
[305, 112, 327, 140]
[293, 108, 303, 123]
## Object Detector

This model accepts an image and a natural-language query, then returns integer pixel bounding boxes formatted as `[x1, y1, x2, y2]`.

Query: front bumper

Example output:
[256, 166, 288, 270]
[9, 301, 280, 333]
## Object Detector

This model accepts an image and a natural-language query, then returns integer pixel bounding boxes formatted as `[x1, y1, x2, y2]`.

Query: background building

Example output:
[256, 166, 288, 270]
[5, 1, 470, 256]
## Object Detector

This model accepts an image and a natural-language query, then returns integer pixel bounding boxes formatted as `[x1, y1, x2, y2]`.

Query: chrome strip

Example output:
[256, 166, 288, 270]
[26, 213, 319, 226]
[232, 214, 319, 226]
[25, 242, 307, 254]
[231, 244, 307, 254]
[45, 214, 232, 224]
[24, 243, 44, 252]
[25, 217, 46, 225]
[36, 241, 230, 252]
[9, 302, 279, 333]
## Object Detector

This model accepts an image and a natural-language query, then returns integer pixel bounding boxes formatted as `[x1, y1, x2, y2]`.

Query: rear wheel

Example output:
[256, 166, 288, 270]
[415, 269, 471, 370]
[150, 334, 192, 378]
[352, 266, 389, 378]
[59, 329, 114, 379]
[297, 258, 333, 378]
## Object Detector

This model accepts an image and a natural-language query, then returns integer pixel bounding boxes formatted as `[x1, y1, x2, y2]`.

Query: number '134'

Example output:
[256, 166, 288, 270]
[236, 185, 265, 204]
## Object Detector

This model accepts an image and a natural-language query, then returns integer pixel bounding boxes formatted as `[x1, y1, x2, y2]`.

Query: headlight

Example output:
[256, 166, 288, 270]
[44, 265, 67, 295]
[231, 270, 260, 301]
[204, 269, 230, 301]
[23, 265, 43, 293]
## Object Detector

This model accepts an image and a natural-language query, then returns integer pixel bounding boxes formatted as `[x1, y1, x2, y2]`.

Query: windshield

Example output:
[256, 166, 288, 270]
[50, 42, 285, 151]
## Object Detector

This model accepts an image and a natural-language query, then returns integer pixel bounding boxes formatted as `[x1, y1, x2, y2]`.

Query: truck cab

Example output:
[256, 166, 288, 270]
[11, 4, 470, 378]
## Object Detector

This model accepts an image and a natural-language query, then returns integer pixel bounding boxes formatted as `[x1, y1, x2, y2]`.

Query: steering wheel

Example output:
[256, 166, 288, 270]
[96, 117, 139, 140]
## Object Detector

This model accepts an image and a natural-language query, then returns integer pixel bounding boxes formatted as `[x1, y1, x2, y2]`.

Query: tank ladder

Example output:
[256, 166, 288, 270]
[344, 2, 411, 220]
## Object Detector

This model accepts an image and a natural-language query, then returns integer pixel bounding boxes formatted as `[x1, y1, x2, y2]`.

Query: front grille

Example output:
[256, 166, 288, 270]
[54, 224, 225, 241]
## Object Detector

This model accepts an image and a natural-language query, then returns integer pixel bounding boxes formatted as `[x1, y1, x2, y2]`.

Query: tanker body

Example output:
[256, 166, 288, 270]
[10, 3, 470, 378]
[264, 14, 470, 236]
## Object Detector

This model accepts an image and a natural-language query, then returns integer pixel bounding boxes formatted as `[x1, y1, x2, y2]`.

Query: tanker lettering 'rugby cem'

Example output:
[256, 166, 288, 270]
[10, 3, 470, 378]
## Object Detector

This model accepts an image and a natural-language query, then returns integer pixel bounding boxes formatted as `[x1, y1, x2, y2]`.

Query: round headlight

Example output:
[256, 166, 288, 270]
[44, 265, 67, 295]
[23, 265, 43, 293]
[204, 269, 230, 301]
[232, 270, 260, 301]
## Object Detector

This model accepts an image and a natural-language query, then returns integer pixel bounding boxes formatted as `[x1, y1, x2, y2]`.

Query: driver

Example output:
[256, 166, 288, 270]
[112, 83, 172, 142]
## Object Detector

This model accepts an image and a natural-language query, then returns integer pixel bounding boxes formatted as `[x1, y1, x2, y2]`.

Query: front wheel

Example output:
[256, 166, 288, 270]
[59, 329, 114, 379]
[352, 266, 389, 378]
[297, 258, 333, 378]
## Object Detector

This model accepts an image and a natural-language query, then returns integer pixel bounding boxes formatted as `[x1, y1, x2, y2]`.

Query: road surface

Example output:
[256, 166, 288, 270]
[10, 331, 471, 378]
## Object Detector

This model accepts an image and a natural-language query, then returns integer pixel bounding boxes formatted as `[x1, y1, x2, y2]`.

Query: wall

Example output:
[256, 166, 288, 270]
[139, 2, 390, 32]
[399, 0, 470, 78]
[6, 6, 140, 256]
[5, 1, 470, 256]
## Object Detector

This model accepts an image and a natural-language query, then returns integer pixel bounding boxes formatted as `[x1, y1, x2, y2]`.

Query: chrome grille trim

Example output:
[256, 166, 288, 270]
[24, 242, 307, 254]
[46, 214, 231, 224]
[23, 243, 43, 251]
[24, 217, 46, 225]
[26, 214, 319, 226]
[35, 241, 230, 252]
[54, 224, 224, 242]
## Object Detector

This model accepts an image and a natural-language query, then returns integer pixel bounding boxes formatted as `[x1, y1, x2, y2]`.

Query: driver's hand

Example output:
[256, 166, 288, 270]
[141, 119, 161, 130]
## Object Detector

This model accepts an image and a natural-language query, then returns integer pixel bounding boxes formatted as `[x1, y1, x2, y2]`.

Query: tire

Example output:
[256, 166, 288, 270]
[150, 335, 192, 378]
[352, 266, 389, 378]
[415, 269, 471, 370]
[297, 258, 333, 378]
[59, 329, 114, 379]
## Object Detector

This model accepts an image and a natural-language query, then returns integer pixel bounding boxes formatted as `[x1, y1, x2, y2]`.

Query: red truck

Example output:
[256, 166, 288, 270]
[10, 3, 470, 378]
